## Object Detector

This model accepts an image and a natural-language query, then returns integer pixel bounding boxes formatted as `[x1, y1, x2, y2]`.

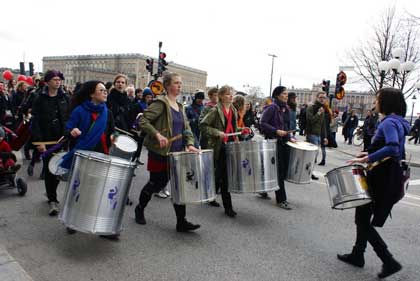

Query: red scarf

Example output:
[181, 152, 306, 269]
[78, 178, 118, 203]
[222, 105, 235, 143]
[91, 112, 109, 154]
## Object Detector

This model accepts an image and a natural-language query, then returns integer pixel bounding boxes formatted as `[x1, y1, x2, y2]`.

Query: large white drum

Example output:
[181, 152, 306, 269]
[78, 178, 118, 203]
[169, 150, 216, 204]
[109, 135, 137, 160]
[59, 150, 136, 235]
[226, 140, 279, 193]
[286, 141, 318, 184]
[48, 151, 67, 176]
[325, 165, 371, 210]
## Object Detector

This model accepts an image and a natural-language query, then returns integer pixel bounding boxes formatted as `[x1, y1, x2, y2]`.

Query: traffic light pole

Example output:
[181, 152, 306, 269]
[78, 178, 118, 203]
[268, 54, 277, 95]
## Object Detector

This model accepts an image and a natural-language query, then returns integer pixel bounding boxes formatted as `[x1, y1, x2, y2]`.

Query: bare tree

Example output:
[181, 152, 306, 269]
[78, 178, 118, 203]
[348, 6, 420, 98]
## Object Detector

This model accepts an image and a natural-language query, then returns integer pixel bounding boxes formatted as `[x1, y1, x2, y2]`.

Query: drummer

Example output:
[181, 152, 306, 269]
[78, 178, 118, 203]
[338, 88, 409, 279]
[200, 86, 250, 217]
[134, 72, 201, 233]
[259, 86, 295, 210]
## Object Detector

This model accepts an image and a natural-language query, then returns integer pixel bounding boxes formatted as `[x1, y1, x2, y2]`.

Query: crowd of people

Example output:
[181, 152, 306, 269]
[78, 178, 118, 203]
[0, 69, 412, 279]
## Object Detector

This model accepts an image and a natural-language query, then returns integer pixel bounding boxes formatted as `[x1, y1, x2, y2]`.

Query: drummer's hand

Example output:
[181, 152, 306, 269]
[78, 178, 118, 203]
[110, 134, 116, 144]
[186, 145, 199, 152]
[70, 128, 82, 138]
[347, 156, 369, 164]
[290, 137, 298, 143]
[156, 133, 169, 148]
[276, 130, 288, 137]
[357, 151, 368, 158]
[323, 138, 328, 145]
[37, 144, 46, 152]
[219, 131, 226, 140]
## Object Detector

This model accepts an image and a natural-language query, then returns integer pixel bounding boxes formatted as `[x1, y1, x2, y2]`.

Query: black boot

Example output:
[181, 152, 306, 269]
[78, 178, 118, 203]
[337, 246, 365, 268]
[375, 249, 402, 279]
[134, 205, 146, 225]
[176, 220, 200, 232]
[224, 209, 237, 217]
[318, 160, 326, 166]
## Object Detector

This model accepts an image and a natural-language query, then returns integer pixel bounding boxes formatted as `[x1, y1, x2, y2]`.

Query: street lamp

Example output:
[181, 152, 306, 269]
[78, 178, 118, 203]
[268, 54, 277, 95]
[378, 60, 389, 89]
[377, 48, 415, 88]
[411, 82, 420, 126]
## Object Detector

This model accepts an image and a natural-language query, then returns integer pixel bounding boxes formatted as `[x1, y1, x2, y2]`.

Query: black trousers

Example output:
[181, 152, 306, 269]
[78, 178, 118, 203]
[409, 132, 419, 144]
[363, 135, 372, 152]
[275, 141, 289, 203]
[138, 170, 186, 223]
[43, 154, 60, 203]
[353, 203, 390, 258]
[132, 132, 145, 161]
[215, 146, 233, 211]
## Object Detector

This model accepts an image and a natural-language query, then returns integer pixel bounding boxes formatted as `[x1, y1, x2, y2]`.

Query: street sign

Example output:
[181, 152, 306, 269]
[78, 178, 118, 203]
[149, 80, 164, 95]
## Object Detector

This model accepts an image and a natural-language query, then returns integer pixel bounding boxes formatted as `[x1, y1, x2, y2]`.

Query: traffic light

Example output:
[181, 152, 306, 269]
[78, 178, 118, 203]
[19, 62, 25, 75]
[158, 52, 168, 76]
[29, 62, 34, 76]
[335, 71, 347, 100]
[322, 80, 330, 94]
[146, 58, 154, 75]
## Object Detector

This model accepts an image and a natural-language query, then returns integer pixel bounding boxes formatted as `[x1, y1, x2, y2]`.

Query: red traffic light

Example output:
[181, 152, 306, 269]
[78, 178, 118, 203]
[159, 52, 166, 60]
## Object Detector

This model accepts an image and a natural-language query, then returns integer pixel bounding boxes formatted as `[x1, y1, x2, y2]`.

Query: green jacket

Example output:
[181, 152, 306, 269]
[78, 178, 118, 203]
[306, 101, 327, 137]
[139, 95, 194, 156]
[199, 103, 240, 160]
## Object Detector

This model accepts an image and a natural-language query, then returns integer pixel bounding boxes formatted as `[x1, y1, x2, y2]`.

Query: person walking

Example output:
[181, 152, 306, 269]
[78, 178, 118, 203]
[408, 115, 420, 144]
[347, 110, 359, 144]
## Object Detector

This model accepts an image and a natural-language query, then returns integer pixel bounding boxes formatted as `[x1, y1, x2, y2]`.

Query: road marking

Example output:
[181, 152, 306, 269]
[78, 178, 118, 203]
[405, 193, 420, 201]
[400, 201, 420, 208]
[409, 179, 420, 186]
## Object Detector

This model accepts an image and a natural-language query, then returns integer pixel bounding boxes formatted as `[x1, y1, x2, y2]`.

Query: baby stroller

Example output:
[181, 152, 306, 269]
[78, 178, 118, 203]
[0, 125, 29, 196]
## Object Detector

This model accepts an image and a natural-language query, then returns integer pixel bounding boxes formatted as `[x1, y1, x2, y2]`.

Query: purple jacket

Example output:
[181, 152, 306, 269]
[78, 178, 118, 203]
[260, 101, 290, 140]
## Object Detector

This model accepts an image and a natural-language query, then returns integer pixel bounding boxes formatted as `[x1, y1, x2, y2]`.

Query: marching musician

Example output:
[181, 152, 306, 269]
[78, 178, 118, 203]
[134, 72, 201, 233]
[31, 70, 70, 216]
[340, 88, 409, 279]
[200, 86, 249, 217]
[259, 86, 295, 209]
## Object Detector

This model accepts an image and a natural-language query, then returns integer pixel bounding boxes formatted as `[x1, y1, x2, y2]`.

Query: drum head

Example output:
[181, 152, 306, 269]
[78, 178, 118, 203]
[115, 135, 137, 153]
[287, 141, 318, 151]
[48, 152, 67, 175]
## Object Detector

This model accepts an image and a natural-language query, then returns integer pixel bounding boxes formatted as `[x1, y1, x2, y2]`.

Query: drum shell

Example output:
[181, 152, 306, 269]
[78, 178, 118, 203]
[169, 150, 216, 204]
[59, 150, 136, 235]
[286, 142, 318, 184]
[325, 165, 371, 210]
[109, 135, 137, 160]
[226, 140, 278, 193]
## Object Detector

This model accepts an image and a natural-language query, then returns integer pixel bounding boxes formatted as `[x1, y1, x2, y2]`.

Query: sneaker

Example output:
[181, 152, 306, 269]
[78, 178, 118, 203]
[136, 160, 144, 165]
[176, 221, 200, 232]
[99, 234, 120, 241]
[164, 189, 170, 196]
[66, 227, 77, 235]
[48, 202, 59, 216]
[208, 200, 220, 207]
[27, 164, 34, 176]
[318, 160, 326, 166]
[311, 174, 319, 180]
[155, 191, 168, 198]
[278, 201, 292, 210]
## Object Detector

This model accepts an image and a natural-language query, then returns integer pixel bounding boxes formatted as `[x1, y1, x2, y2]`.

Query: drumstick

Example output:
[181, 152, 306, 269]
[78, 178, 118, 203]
[115, 127, 135, 137]
[33, 136, 66, 146]
[153, 134, 182, 148]
[224, 132, 242, 137]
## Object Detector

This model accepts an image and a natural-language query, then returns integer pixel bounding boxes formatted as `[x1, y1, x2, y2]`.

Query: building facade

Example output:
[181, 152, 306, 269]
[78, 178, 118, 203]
[42, 53, 207, 95]
[291, 84, 376, 117]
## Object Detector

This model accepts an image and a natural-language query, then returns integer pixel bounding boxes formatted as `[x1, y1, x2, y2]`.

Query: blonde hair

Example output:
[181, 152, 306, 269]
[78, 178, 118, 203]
[162, 72, 181, 90]
[16, 81, 27, 91]
[113, 74, 128, 85]
[233, 95, 245, 111]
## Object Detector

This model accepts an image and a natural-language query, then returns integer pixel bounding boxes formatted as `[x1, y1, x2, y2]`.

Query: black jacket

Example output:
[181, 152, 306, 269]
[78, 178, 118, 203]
[106, 88, 131, 131]
[31, 86, 70, 142]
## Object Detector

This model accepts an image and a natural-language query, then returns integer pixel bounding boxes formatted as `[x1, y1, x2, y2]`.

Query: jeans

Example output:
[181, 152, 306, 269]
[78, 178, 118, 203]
[306, 134, 321, 163]
[348, 128, 356, 144]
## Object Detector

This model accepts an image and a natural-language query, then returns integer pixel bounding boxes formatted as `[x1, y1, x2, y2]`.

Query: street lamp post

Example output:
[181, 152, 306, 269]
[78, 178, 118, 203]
[411, 82, 420, 126]
[378, 47, 415, 90]
[268, 54, 277, 95]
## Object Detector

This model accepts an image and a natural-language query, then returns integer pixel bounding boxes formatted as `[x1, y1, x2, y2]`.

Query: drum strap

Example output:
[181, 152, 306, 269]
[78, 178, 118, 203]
[222, 106, 235, 143]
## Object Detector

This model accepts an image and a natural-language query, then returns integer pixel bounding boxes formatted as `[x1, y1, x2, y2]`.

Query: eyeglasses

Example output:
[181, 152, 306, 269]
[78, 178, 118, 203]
[99, 89, 107, 93]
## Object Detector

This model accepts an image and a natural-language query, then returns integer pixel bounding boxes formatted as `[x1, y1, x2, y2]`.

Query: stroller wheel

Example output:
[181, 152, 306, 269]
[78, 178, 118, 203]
[16, 178, 27, 196]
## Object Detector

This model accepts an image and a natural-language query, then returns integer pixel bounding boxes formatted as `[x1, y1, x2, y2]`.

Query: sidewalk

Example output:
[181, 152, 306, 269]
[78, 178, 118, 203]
[0, 245, 33, 281]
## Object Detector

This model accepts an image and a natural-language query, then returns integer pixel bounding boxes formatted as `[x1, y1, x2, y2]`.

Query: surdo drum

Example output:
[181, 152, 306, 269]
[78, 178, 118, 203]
[109, 135, 137, 160]
[59, 150, 136, 235]
[225, 140, 278, 193]
[169, 150, 216, 204]
[325, 165, 372, 210]
[286, 141, 318, 184]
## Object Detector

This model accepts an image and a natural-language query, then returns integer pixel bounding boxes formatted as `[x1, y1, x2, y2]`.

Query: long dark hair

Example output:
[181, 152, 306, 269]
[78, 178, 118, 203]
[376, 87, 407, 117]
[70, 80, 104, 111]
[272, 86, 287, 99]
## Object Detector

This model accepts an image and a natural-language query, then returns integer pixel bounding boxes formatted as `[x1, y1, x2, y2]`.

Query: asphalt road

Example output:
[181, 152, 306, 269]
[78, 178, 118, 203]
[0, 144, 419, 281]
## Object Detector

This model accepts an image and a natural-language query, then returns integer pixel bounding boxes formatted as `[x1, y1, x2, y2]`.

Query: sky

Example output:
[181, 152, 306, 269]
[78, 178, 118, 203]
[1, 0, 419, 114]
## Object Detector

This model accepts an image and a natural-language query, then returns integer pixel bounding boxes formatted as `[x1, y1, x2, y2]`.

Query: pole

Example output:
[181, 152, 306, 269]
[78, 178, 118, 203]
[268, 54, 277, 95]
[410, 102, 416, 126]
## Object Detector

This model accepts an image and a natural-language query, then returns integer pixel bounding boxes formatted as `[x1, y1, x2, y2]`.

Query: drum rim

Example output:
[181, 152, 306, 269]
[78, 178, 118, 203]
[168, 149, 213, 156]
[224, 139, 276, 146]
[325, 164, 366, 176]
[286, 141, 318, 151]
[75, 150, 136, 167]
[332, 197, 372, 210]
[114, 134, 137, 145]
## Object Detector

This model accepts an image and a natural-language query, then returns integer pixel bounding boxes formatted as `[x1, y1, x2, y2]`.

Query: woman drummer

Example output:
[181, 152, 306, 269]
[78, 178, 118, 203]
[134, 72, 200, 232]
[340, 87, 409, 279]
[200, 86, 249, 217]
[259, 86, 295, 209]
[59, 81, 118, 238]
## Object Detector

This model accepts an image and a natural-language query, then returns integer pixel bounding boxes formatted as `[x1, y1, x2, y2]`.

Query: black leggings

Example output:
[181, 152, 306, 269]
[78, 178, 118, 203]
[43, 154, 60, 203]
[215, 146, 233, 210]
[274, 141, 289, 203]
[138, 171, 186, 222]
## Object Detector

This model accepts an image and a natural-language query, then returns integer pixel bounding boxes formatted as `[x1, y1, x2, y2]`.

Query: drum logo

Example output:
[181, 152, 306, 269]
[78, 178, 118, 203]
[242, 159, 252, 175]
[186, 169, 199, 189]
[108, 187, 119, 210]
[71, 177, 81, 202]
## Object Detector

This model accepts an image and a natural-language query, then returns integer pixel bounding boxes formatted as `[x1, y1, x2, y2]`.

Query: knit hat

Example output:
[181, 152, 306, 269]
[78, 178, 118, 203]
[194, 91, 205, 100]
[142, 87, 153, 97]
[44, 69, 65, 82]
[0, 127, 5, 138]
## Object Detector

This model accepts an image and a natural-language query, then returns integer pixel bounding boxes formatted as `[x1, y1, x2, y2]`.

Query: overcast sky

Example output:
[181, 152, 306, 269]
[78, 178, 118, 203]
[1, 0, 420, 114]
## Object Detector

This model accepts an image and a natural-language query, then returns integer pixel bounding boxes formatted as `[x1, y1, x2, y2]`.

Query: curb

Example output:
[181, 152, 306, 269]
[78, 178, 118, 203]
[0, 245, 33, 281]
[337, 149, 420, 168]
